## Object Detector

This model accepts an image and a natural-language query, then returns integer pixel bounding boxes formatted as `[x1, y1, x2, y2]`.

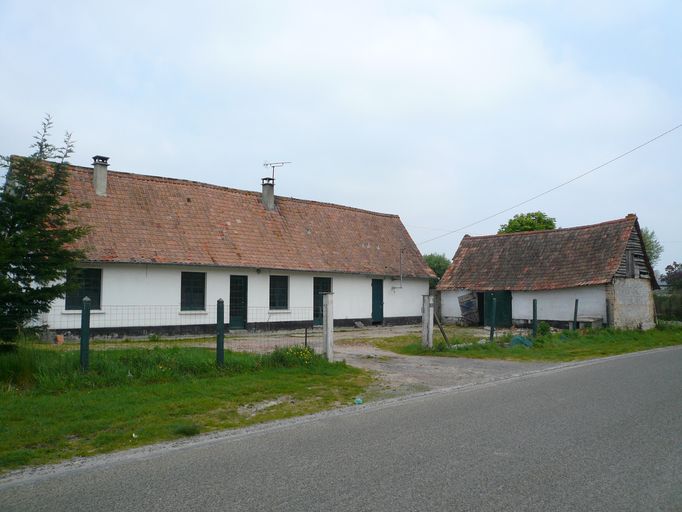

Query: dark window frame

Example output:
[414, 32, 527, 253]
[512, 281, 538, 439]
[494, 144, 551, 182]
[65, 268, 102, 310]
[269, 275, 289, 310]
[181, 272, 206, 311]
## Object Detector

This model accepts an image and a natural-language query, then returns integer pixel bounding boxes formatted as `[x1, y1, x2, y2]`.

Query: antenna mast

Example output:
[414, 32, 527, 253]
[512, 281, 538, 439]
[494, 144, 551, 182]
[263, 161, 292, 180]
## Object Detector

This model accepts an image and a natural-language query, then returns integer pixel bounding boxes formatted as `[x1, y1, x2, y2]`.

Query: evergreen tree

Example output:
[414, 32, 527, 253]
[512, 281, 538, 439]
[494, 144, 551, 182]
[0, 116, 87, 340]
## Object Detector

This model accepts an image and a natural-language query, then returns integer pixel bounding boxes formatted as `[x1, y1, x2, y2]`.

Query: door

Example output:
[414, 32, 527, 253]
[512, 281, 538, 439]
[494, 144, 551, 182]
[371, 279, 384, 324]
[483, 291, 512, 328]
[229, 275, 248, 329]
[313, 277, 332, 325]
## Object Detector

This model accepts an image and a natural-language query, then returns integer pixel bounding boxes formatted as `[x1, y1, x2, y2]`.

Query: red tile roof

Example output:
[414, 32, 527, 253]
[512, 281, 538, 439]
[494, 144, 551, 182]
[436, 215, 653, 291]
[64, 164, 434, 279]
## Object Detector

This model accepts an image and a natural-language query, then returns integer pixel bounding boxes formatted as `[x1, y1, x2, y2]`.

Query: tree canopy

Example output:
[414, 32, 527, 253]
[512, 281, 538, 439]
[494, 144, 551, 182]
[423, 252, 450, 288]
[662, 262, 682, 291]
[0, 116, 87, 340]
[640, 227, 663, 268]
[498, 211, 556, 234]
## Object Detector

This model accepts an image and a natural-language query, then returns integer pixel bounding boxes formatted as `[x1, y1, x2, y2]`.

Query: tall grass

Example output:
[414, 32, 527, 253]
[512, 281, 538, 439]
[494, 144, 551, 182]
[0, 344, 323, 393]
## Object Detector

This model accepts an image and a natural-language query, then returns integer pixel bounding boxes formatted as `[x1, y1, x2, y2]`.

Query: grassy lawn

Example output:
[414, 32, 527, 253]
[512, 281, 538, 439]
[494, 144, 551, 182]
[0, 344, 371, 473]
[363, 324, 682, 362]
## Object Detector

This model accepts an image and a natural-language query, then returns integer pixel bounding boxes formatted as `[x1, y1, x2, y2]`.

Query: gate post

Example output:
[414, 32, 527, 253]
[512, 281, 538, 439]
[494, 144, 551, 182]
[216, 299, 225, 367]
[532, 299, 538, 337]
[573, 299, 579, 330]
[323, 293, 334, 362]
[422, 295, 434, 348]
[489, 297, 497, 342]
[80, 296, 91, 372]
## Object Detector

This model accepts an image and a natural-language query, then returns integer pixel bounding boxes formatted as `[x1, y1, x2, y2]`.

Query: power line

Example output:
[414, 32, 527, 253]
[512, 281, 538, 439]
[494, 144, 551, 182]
[418, 123, 682, 246]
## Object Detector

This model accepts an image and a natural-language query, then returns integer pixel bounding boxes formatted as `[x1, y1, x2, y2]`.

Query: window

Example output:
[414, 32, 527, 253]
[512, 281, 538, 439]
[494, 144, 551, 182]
[65, 268, 102, 310]
[181, 272, 206, 311]
[269, 275, 289, 310]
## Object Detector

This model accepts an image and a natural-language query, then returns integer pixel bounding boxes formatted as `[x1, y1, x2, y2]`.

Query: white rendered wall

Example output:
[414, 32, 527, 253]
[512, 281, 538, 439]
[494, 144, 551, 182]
[383, 278, 429, 318]
[512, 286, 607, 322]
[44, 264, 428, 330]
[440, 290, 472, 321]
[440, 286, 607, 323]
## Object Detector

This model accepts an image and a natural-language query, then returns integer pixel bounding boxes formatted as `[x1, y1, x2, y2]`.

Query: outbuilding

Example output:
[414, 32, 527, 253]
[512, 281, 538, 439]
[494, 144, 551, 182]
[437, 215, 658, 330]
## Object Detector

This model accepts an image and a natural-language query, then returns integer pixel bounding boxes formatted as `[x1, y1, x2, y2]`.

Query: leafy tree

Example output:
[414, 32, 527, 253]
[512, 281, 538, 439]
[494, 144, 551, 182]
[423, 252, 450, 288]
[640, 227, 663, 268]
[0, 116, 87, 341]
[498, 211, 556, 234]
[662, 262, 682, 291]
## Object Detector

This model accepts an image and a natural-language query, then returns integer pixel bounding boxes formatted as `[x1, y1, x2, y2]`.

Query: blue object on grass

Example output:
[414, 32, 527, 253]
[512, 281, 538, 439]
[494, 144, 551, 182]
[510, 335, 533, 347]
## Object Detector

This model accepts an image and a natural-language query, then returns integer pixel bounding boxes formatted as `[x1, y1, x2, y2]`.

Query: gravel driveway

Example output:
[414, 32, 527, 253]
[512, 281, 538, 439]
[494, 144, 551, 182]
[334, 325, 556, 397]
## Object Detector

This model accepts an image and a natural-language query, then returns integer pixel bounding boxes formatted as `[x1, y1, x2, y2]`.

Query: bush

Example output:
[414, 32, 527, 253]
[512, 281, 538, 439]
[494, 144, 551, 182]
[267, 345, 316, 368]
[537, 321, 551, 337]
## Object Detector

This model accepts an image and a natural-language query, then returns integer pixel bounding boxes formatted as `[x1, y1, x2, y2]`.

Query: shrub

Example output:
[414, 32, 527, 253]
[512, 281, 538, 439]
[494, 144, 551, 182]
[537, 321, 551, 337]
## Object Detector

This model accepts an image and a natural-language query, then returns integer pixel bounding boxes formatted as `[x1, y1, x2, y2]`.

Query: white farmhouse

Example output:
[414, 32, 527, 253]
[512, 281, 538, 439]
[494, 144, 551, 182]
[437, 215, 658, 330]
[42, 157, 434, 336]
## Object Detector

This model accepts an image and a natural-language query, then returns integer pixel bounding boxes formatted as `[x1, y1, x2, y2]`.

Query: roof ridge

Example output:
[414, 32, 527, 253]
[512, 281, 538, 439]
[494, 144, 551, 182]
[67, 164, 399, 218]
[464, 215, 636, 240]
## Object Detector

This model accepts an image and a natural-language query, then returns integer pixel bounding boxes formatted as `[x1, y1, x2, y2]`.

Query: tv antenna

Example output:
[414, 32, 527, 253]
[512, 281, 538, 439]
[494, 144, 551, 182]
[263, 161, 292, 180]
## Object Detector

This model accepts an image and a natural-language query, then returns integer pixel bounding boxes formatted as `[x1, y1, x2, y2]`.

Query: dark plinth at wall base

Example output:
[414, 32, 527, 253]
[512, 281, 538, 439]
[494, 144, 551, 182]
[52, 316, 423, 340]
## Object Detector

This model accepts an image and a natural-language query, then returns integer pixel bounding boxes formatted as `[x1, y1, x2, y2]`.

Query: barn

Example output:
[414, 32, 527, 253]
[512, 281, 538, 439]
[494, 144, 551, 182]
[436, 215, 658, 330]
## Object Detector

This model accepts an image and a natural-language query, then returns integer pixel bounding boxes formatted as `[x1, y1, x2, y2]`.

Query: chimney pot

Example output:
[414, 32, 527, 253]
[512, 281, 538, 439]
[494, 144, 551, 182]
[92, 155, 109, 196]
[261, 177, 275, 210]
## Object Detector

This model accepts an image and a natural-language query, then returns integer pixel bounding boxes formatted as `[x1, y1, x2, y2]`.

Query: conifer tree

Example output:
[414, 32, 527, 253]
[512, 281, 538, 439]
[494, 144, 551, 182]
[0, 116, 87, 340]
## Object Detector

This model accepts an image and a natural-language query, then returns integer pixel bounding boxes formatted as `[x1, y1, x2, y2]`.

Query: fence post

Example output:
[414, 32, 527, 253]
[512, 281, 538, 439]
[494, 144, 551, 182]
[323, 293, 334, 362]
[532, 299, 538, 337]
[489, 297, 497, 342]
[573, 299, 579, 330]
[216, 299, 224, 367]
[80, 296, 91, 372]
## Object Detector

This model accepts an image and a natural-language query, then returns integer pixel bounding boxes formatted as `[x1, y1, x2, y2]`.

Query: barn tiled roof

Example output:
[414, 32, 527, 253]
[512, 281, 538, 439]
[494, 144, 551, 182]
[64, 164, 434, 279]
[436, 215, 653, 291]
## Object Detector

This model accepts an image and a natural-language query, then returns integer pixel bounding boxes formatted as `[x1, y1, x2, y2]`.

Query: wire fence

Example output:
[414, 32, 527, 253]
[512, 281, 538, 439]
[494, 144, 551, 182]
[42, 304, 325, 354]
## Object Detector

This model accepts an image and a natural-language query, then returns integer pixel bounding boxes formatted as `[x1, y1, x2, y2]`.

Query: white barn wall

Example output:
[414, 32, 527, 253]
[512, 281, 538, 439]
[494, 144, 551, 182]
[512, 286, 607, 322]
[440, 286, 607, 324]
[44, 264, 428, 331]
[441, 290, 472, 321]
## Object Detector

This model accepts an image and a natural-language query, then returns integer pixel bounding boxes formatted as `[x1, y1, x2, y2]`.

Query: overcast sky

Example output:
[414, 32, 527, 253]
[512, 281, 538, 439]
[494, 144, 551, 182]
[1, 1, 680, 272]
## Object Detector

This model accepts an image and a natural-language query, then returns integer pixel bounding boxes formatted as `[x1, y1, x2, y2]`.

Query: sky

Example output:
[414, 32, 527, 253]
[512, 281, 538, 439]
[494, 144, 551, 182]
[1, 0, 680, 272]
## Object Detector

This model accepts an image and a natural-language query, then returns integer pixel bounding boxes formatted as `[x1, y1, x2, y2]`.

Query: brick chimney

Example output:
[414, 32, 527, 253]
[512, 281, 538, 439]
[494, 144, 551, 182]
[261, 177, 275, 211]
[93, 155, 109, 196]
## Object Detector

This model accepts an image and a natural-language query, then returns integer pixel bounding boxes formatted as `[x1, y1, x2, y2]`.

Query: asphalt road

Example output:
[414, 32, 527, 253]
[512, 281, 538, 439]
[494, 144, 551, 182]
[2, 347, 681, 511]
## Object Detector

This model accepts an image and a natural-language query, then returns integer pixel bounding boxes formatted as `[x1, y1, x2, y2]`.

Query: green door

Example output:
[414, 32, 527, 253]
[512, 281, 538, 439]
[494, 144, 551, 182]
[371, 279, 384, 324]
[484, 291, 512, 327]
[313, 277, 332, 325]
[229, 275, 248, 329]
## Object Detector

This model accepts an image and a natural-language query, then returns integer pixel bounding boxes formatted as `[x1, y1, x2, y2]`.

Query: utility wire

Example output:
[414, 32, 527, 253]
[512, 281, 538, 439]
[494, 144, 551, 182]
[419, 123, 682, 246]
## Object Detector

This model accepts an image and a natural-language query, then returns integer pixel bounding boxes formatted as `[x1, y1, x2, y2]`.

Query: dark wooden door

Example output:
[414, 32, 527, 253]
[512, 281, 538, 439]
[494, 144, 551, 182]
[313, 277, 332, 325]
[371, 279, 384, 324]
[229, 275, 248, 329]
[484, 291, 512, 327]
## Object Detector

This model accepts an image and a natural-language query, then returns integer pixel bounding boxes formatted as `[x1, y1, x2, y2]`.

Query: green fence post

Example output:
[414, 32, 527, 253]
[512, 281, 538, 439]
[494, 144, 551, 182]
[80, 296, 91, 372]
[216, 299, 224, 367]
[573, 298, 579, 330]
[532, 299, 538, 337]
[489, 297, 497, 342]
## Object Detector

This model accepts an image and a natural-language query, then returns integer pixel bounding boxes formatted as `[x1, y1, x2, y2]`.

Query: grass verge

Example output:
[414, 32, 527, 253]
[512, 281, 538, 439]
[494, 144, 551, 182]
[363, 324, 682, 362]
[0, 345, 371, 473]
